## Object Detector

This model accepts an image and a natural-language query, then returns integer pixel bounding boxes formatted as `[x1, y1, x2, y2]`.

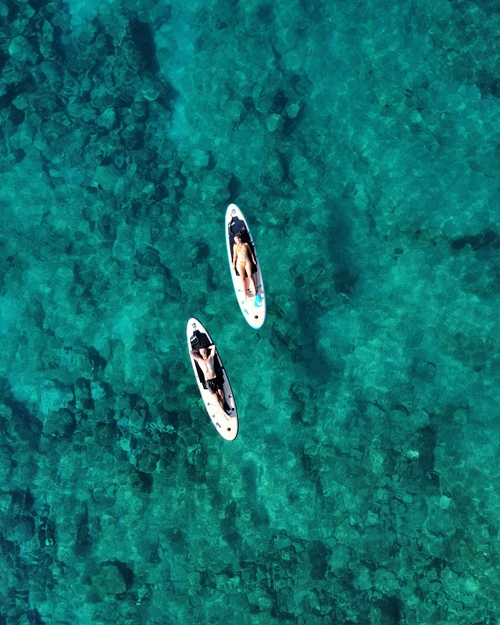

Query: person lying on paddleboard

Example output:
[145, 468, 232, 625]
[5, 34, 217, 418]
[191, 345, 233, 416]
[232, 233, 258, 298]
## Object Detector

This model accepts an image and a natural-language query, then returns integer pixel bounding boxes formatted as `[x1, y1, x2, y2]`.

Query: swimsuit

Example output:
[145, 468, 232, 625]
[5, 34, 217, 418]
[207, 377, 222, 394]
[235, 243, 249, 267]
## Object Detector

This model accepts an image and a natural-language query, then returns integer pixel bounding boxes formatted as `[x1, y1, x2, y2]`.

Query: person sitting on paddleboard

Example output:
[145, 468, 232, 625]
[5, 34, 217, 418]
[191, 345, 232, 416]
[233, 233, 258, 297]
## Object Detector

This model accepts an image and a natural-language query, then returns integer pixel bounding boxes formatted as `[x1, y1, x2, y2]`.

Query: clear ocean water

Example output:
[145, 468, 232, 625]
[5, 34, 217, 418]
[1, 0, 500, 623]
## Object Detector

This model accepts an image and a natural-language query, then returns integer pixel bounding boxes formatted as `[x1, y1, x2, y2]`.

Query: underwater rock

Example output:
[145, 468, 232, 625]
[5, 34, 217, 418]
[140, 81, 162, 102]
[182, 169, 231, 207]
[32, 93, 62, 120]
[180, 148, 211, 173]
[266, 113, 284, 133]
[1, 60, 28, 89]
[90, 381, 107, 402]
[119, 124, 144, 150]
[8, 36, 37, 65]
[286, 102, 301, 119]
[373, 567, 399, 593]
[74, 378, 92, 411]
[96, 107, 117, 130]
[40, 381, 74, 416]
[307, 540, 329, 580]
[42, 409, 75, 438]
[12, 94, 29, 112]
[39, 20, 56, 60]
[92, 562, 128, 596]
[0, 445, 12, 480]
[353, 565, 372, 591]
[136, 453, 158, 473]
[11, 516, 36, 544]
[261, 152, 287, 186]
[92, 164, 120, 193]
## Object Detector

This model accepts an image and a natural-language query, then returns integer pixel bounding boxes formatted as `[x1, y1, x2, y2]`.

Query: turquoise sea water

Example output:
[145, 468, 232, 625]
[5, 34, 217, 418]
[1, 0, 500, 623]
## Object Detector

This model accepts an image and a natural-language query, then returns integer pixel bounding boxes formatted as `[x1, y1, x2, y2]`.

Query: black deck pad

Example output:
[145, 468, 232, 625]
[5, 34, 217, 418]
[228, 217, 257, 276]
[190, 330, 210, 351]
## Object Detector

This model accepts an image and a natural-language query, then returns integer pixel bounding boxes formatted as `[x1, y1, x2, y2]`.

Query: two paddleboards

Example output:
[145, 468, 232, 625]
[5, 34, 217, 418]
[186, 205, 264, 440]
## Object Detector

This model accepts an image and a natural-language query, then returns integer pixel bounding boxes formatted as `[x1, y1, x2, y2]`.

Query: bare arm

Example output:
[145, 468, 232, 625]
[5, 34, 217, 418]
[247, 243, 257, 265]
[209, 344, 216, 357]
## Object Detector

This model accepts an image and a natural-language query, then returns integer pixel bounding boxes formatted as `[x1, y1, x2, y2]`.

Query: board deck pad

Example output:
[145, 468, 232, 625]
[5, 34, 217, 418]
[225, 203, 266, 329]
[186, 317, 238, 441]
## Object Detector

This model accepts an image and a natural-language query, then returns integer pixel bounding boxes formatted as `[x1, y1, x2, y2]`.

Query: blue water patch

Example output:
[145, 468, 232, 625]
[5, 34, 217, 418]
[1, 0, 499, 623]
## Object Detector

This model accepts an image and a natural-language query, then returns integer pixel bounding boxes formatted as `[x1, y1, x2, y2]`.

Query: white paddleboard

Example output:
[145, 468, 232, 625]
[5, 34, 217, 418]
[225, 204, 266, 329]
[186, 317, 238, 441]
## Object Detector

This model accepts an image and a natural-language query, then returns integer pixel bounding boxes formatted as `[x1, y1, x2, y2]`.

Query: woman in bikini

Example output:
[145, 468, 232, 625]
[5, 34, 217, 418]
[232, 233, 258, 297]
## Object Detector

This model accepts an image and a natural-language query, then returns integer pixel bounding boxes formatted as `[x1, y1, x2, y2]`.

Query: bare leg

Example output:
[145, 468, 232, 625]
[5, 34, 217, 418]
[209, 384, 225, 410]
[237, 262, 247, 295]
[245, 264, 257, 296]
[216, 388, 230, 413]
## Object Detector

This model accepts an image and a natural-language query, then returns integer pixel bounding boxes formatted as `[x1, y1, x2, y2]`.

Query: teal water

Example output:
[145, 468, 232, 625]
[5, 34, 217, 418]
[1, 0, 500, 623]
